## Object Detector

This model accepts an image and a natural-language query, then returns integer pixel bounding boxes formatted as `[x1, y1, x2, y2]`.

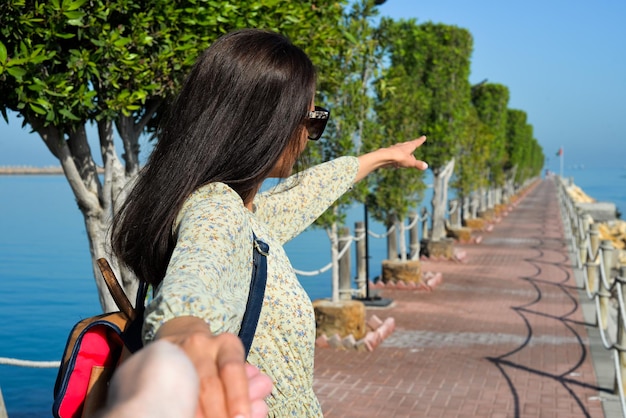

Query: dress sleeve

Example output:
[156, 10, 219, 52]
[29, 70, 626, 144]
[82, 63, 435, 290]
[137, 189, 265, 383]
[253, 156, 359, 245]
[142, 183, 253, 343]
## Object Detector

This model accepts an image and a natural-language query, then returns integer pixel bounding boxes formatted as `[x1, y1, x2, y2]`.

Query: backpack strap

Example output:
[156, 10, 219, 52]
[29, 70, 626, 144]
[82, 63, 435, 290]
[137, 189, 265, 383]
[238, 233, 269, 358]
[96, 233, 269, 359]
[97, 258, 148, 354]
[97, 258, 135, 320]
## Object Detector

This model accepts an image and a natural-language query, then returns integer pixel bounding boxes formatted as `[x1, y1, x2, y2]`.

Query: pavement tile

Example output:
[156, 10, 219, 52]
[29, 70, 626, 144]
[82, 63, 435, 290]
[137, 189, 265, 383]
[313, 179, 616, 417]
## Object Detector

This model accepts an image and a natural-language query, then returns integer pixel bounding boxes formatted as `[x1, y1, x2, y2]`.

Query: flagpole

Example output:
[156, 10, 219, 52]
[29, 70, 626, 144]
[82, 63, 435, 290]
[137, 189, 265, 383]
[559, 146, 564, 178]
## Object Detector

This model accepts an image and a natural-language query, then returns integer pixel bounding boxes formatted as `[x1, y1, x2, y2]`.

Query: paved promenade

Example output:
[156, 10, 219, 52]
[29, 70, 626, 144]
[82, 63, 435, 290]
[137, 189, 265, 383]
[313, 179, 621, 417]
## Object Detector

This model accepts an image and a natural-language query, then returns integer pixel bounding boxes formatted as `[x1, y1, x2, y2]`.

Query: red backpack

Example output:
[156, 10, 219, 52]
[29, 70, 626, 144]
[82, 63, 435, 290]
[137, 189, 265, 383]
[52, 235, 268, 417]
[52, 259, 147, 418]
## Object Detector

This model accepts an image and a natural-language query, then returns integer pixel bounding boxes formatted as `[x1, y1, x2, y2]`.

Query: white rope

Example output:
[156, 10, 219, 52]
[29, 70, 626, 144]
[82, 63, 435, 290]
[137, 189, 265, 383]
[368, 224, 395, 239]
[293, 232, 365, 276]
[0, 357, 60, 368]
[406, 214, 419, 229]
[294, 262, 333, 276]
[557, 176, 626, 414]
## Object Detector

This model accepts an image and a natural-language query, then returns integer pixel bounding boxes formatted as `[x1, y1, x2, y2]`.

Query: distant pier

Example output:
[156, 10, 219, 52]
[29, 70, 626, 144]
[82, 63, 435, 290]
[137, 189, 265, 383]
[0, 166, 64, 175]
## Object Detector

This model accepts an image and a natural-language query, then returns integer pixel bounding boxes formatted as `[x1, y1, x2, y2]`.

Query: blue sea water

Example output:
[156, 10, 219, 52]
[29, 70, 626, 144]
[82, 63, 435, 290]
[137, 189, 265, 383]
[0, 167, 624, 417]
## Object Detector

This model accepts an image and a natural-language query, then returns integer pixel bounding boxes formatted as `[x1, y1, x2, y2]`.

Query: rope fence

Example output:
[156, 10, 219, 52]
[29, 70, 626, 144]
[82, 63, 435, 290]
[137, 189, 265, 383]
[0, 358, 59, 368]
[557, 176, 626, 418]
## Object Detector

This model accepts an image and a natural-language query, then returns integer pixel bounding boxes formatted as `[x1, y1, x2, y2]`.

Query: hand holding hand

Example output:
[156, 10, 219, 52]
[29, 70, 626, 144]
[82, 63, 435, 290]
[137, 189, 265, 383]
[153, 316, 273, 418]
[99, 334, 273, 418]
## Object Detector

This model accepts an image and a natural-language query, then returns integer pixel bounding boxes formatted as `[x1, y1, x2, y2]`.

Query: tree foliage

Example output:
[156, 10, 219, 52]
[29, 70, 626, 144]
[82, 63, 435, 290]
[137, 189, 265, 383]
[0, 0, 547, 306]
[471, 82, 509, 187]
[505, 109, 544, 183]
[0, 0, 347, 311]
[363, 17, 429, 226]
[377, 20, 473, 240]
[311, 0, 382, 230]
[397, 21, 473, 172]
[451, 106, 491, 201]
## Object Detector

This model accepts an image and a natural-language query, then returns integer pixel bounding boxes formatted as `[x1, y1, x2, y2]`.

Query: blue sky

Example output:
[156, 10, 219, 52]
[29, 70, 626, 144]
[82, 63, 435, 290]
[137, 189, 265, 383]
[1, 0, 625, 170]
[376, 0, 626, 170]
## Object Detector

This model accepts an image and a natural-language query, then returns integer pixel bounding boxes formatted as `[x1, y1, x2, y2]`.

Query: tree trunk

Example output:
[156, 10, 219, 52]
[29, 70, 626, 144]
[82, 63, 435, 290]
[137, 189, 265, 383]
[479, 186, 488, 213]
[31, 116, 141, 313]
[430, 158, 455, 241]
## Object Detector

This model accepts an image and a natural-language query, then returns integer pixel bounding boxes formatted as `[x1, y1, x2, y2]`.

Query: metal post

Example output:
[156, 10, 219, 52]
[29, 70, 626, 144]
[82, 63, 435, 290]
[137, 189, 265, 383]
[364, 203, 371, 300]
[357, 203, 390, 307]
[355, 222, 366, 298]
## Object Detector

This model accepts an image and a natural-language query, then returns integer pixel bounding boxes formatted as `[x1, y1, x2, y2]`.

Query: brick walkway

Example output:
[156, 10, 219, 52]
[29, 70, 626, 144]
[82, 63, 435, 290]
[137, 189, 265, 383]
[313, 179, 619, 417]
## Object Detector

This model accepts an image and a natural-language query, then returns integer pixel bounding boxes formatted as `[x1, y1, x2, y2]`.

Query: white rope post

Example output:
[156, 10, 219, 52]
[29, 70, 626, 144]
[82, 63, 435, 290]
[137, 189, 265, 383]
[599, 240, 614, 330]
[387, 214, 398, 261]
[398, 219, 407, 262]
[408, 212, 419, 260]
[329, 224, 339, 303]
[617, 266, 626, 398]
[449, 199, 460, 229]
[420, 207, 429, 241]
[338, 227, 352, 301]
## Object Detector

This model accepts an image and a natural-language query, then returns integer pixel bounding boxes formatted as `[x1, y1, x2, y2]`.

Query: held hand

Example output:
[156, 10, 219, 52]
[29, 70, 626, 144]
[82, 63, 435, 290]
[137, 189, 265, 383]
[100, 336, 272, 418]
[245, 363, 274, 418]
[155, 316, 273, 418]
[174, 332, 272, 418]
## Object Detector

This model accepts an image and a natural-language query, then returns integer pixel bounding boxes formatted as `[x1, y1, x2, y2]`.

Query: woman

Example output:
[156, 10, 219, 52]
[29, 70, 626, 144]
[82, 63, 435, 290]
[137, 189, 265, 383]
[111, 28, 427, 417]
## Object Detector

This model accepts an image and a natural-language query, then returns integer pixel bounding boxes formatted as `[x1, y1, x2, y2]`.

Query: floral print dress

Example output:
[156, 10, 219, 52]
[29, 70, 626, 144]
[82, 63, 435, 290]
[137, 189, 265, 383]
[143, 156, 360, 417]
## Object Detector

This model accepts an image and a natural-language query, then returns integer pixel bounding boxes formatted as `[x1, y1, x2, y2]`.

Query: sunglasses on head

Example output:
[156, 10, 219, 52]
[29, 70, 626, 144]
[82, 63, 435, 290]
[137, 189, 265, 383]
[305, 106, 330, 141]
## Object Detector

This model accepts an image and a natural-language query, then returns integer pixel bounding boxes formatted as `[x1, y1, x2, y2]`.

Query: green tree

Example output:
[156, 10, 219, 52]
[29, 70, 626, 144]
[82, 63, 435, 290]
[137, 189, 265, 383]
[471, 83, 509, 195]
[506, 109, 529, 184]
[384, 21, 473, 241]
[470, 82, 509, 212]
[505, 109, 544, 187]
[451, 106, 491, 219]
[364, 17, 428, 261]
[307, 0, 383, 300]
[0, 0, 346, 311]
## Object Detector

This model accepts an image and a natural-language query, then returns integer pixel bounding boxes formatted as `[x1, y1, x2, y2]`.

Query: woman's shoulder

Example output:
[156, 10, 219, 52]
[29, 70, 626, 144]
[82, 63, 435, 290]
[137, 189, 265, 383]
[175, 182, 248, 229]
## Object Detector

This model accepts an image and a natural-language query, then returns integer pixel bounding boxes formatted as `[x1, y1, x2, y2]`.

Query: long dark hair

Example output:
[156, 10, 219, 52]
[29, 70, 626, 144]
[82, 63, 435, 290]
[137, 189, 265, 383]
[111, 29, 317, 285]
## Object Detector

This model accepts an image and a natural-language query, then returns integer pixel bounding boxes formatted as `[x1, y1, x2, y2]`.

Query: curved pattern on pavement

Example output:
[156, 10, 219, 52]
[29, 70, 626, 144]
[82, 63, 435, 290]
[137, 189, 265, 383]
[314, 180, 608, 417]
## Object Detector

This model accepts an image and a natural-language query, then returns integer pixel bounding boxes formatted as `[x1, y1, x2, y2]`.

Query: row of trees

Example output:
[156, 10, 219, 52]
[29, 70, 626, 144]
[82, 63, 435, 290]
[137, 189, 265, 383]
[310, 1, 543, 293]
[0, 0, 544, 310]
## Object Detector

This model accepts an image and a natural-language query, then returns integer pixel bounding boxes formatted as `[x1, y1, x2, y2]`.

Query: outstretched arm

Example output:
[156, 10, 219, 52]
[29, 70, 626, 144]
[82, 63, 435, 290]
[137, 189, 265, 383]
[355, 136, 428, 183]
